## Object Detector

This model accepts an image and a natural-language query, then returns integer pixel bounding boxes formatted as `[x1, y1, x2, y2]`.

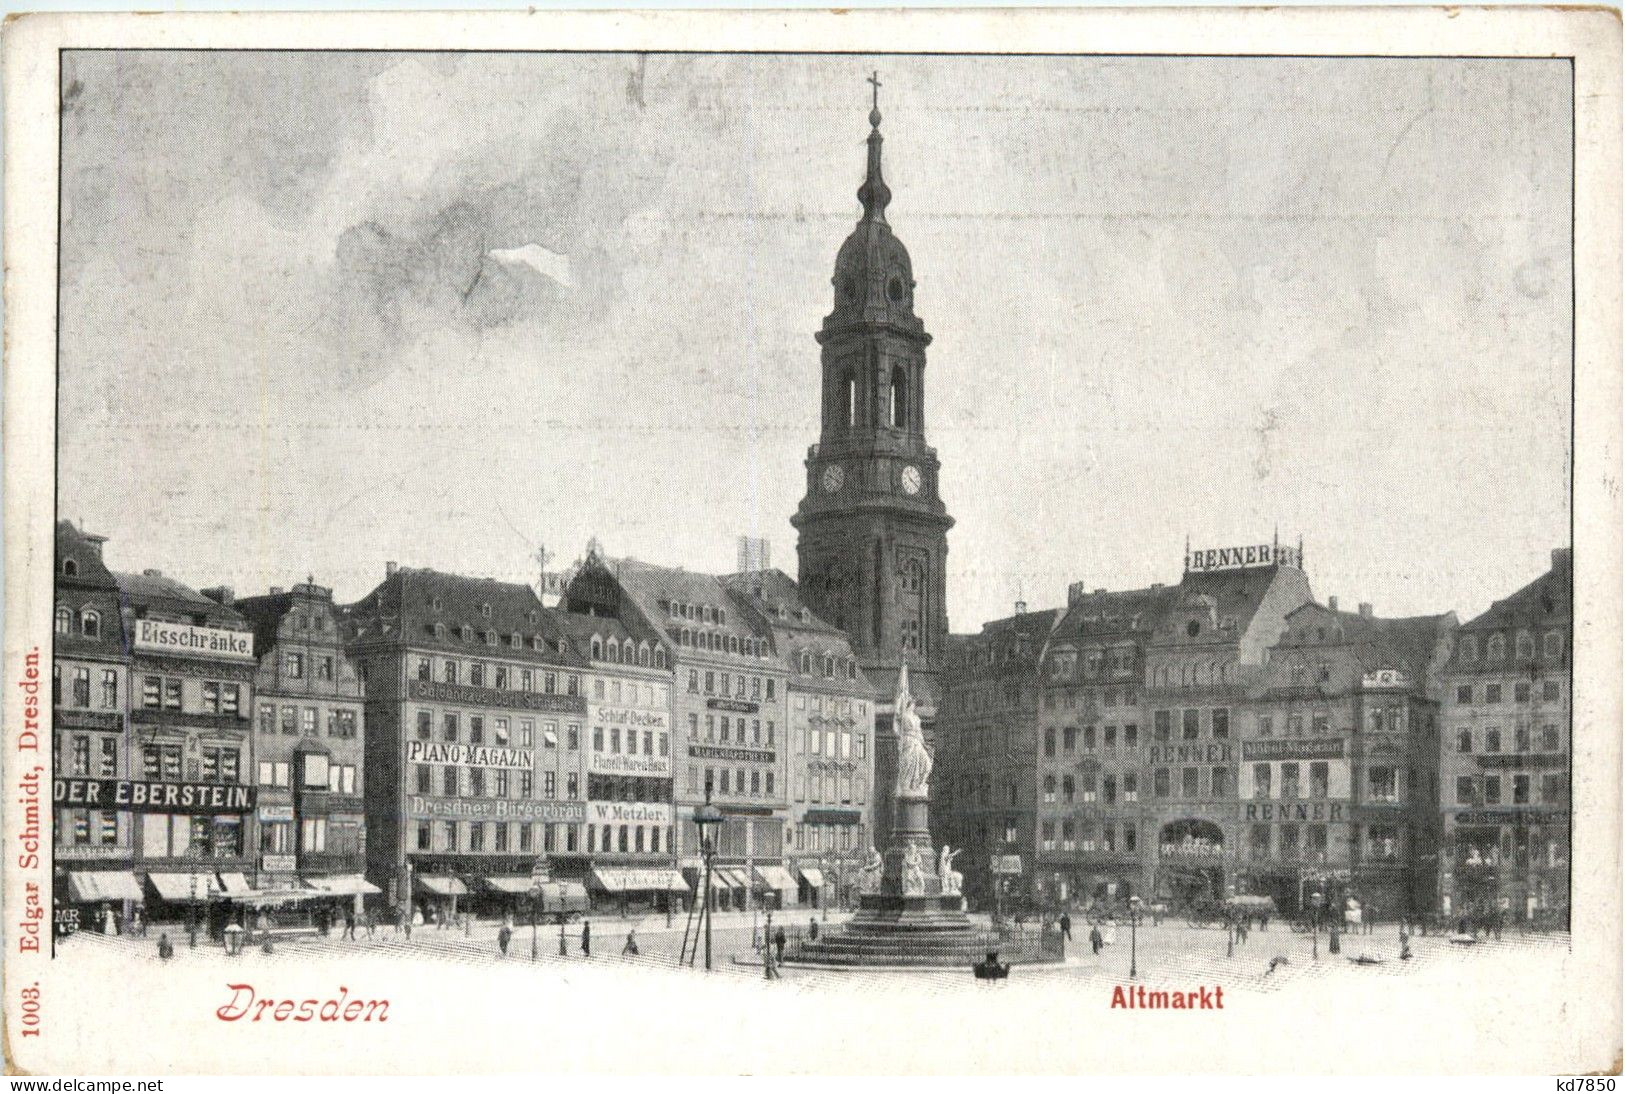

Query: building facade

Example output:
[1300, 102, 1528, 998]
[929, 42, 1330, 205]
[1034, 582, 1177, 908]
[579, 556, 794, 909]
[722, 569, 879, 909]
[791, 94, 954, 849]
[932, 607, 1057, 911]
[116, 570, 258, 921]
[1237, 600, 1453, 917]
[52, 521, 139, 926]
[1438, 548, 1571, 926]
[236, 581, 370, 902]
[553, 559, 684, 913]
[1138, 544, 1314, 906]
[345, 565, 590, 921]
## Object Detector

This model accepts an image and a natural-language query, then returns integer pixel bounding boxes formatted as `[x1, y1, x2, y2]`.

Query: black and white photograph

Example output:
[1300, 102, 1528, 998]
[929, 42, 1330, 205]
[3, 8, 1619, 1077]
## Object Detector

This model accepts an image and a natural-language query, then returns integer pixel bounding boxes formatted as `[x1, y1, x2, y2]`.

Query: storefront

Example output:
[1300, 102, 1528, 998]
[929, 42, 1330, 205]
[1153, 819, 1227, 904]
[59, 869, 144, 936]
[796, 866, 824, 907]
[588, 866, 690, 915]
[751, 864, 797, 909]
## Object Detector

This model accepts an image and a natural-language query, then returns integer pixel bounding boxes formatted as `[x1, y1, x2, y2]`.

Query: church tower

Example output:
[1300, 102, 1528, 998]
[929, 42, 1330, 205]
[793, 76, 954, 726]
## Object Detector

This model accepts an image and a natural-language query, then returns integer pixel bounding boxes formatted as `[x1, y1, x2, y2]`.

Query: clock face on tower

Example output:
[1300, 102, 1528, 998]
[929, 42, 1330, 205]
[822, 464, 845, 493]
[899, 465, 922, 495]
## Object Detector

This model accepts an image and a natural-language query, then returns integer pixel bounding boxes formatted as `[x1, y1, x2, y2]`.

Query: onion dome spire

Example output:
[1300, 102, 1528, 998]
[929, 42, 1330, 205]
[857, 70, 891, 223]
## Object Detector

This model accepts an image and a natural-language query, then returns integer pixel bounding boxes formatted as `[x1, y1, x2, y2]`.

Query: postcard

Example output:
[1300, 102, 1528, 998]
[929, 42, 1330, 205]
[3, 7, 1620, 1076]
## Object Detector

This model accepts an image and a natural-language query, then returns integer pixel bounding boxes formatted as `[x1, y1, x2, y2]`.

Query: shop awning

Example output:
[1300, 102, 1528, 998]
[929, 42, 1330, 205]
[415, 876, 468, 896]
[706, 867, 745, 891]
[752, 865, 797, 892]
[216, 872, 252, 896]
[481, 877, 536, 895]
[306, 874, 381, 897]
[590, 867, 691, 893]
[234, 886, 324, 906]
[797, 867, 825, 888]
[147, 872, 222, 902]
[67, 871, 143, 903]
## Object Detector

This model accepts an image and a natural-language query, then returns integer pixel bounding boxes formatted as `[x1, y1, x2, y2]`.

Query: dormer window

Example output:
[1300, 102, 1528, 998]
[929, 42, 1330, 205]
[62, 558, 78, 577]
[81, 610, 101, 639]
[434, 623, 447, 639]
[55, 606, 72, 635]
[591, 637, 603, 660]
[459, 625, 473, 642]
[480, 603, 492, 618]
[485, 631, 497, 647]
[431, 597, 443, 612]
[510, 632, 521, 647]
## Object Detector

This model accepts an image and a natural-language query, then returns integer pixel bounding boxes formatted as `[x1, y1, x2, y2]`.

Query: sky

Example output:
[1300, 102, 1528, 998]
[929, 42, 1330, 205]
[57, 52, 1573, 630]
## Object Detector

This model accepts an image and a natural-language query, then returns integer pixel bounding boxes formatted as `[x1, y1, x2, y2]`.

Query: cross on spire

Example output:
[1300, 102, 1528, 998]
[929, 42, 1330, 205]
[867, 70, 883, 129]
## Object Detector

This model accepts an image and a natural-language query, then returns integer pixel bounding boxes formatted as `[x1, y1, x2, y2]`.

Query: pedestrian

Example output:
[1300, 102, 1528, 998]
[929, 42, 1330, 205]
[403, 906, 414, 941]
[498, 921, 513, 957]
[774, 924, 787, 964]
[581, 920, 592, 957]
[809, 918, 819, 943]
[1102, 917, 1118, 947]
[343, 907, 357, 941]
[1399, 929, 1413, 961]
[764, 937, 781, 980]
[1365, 902, 1377, 935]
[157, 933, 174, 960]
[103, 904, 117, 936]
[623, 928, 639, 956]
[131, 908, 145, 938]
[1059, 910, 1072, 941]
[1089, 925, 1103, 955]
[363, 908, 375, 939]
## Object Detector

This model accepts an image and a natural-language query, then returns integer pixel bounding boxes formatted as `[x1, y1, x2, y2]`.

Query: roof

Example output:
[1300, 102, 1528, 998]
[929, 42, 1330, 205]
[1051, 585, 1180, 642]
[115, 570, 245, 627]
[607, 558, 774, 665]
[236, 584, 347, 663]
[718, 570, 845, 637]
[1460, 549, 1572, 632]
[1280, 602, 1456, 678]
[343, 566, 583, 665]
[1176, 565, 1287, 628]
[56, 521, 118, 590]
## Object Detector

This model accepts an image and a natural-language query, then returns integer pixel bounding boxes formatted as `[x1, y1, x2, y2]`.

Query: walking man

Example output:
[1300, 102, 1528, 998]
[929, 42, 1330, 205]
[581, 919, 592, 957]
[623, 928, 639, 956]
[1089, 924, 1103, 955]
[774, 924, 787, 964]
[1059, 910, 1072, 942]
[498, 920, 513, 957]
[343, 907, 357, 942]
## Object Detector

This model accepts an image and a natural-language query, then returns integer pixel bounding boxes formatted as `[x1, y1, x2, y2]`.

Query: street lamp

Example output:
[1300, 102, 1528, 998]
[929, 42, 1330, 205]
[692, 784, 724, 973]
[1310, 889, 1325, 961]
[1128, 894, 1142, 980]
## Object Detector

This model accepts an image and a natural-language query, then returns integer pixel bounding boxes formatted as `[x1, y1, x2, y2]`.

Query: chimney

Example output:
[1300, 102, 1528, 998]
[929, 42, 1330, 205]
[1552, 547, 1571, 570]
[385, 561, 398, 576]
[143, 568, 162, 578]
[202, 585, 235, 606]
[1358, 602, 1373, 619]
[269, 586, 285, 596]
[1095, 588, 1107, 596]
[1067, 581, 1086, 607]
[1327, 595, 1338, 611]
[1014, 599, 1027, 615]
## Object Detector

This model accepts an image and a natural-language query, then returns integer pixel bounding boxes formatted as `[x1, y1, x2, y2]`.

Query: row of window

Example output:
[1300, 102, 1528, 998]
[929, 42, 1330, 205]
[1047, 647, 1138, 682]
[1044, 722, 1142, 757]
[790, 725, 867, 761]
[423, 622, 555, 652]
[258, 703, 359, 739]
[257, 759, 358, 794]
[256, 817, 345, 855]
[591, 725, 671, 758]
[412, 819, 667, 856]
[1453, 828, 1567, 868]
[1043, 688, 1137, 713]
[1040, 819, 1139, 855]
[1041, 771, 1142, 805]
[671, 628, 767, 659]
[414, 657, 582, 696]
[683, 712, 778, 749]
[414, 709, 575, 749]
[685, 765, 778, 799]
[140, 675, 243, 716]
[793, 693, 866, 718]
[1455, 680, 1564, 705]
[586, 633, 669, 669]
[794, 649, 858, 679]
[54, 605, 104, 639]
[139, 743, 241, 784]
[593, 677, 668, 708]
[61, 733, 118, 778]
[1456, 630, 1565, 664]
[791, 822, 866, 853]
[1454, 773, 1567, 806]
[1455, 724, 1564, 754]
[791, 771, 867, 805]
[414, 765, 561, 800]
[684, 669, 777, 701]
[280, 652, 340, 682]
[53, 665, 119, 709]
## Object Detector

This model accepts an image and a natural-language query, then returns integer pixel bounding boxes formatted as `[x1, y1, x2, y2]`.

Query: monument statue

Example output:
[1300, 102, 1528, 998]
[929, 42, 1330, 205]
[893, 663, 933, 798]
[901, 843, 926, 896]
[857, 845, 884, 894]
[939, 845, 963, 895]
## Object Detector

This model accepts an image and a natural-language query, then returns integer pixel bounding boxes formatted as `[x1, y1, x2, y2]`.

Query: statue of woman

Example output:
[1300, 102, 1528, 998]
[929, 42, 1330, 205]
[894, 667, 933, 797]
[939, 845, 963, 895]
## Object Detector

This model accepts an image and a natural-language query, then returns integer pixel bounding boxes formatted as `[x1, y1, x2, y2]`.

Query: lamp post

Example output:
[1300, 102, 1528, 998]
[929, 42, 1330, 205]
[692, 785, 724, 973]
[1128, 894, 1142, 980]
[528, 884, 540, 962]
